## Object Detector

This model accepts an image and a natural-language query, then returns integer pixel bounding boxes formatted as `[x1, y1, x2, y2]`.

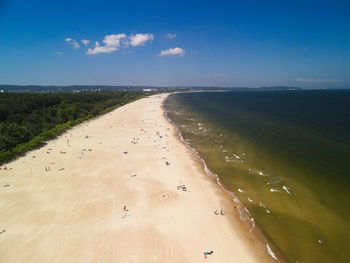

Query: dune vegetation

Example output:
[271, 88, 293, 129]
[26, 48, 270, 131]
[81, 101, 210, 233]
[0, 91, 155, 165]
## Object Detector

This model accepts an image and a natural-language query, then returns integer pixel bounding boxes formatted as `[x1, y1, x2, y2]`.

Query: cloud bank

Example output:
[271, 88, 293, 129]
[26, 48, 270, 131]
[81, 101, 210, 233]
[86, 34, 127, 55]
[86, 33, 153, 55]
[159, 47, 184, 56]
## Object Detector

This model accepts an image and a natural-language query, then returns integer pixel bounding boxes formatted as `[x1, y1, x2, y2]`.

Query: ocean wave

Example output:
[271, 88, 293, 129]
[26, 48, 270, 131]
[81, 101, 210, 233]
[266, 243, 278, 260]
[259, 171, 267, 176]
[259, 201, 266, 208]
[282, 185, 292, 195]
[232, 153, 241, 159]
[225, 156, 240, 163]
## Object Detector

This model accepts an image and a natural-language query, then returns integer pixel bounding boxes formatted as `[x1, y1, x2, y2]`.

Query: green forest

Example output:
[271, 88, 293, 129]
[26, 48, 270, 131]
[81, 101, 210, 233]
[0, 91, 155, 165]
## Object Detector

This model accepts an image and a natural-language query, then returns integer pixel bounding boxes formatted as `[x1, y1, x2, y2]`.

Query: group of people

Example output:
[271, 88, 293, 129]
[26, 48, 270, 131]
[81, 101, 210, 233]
[131, 137, 139, 144]
[213, 208, 224, 215]
[177, 184, 187, 191]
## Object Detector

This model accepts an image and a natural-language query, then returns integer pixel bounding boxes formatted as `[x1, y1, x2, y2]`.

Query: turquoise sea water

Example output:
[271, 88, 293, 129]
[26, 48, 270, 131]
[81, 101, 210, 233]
[165, 90, 350, 263]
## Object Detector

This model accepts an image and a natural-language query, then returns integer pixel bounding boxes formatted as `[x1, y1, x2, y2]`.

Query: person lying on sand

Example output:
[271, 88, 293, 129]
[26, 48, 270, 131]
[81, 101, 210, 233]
[220, 209, 225, 215]
[204, 250, 214, 258]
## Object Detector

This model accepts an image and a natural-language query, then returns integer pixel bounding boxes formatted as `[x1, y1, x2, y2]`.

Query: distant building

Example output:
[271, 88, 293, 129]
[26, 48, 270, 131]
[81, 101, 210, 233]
[0, 90, 3, 93]
[143, 88, 157, 92]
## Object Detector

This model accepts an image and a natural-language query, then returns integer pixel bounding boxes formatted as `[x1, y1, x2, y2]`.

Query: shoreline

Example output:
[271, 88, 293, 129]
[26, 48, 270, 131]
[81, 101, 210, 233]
[162, 94, 283, 262]
[1, 93, 271, 262]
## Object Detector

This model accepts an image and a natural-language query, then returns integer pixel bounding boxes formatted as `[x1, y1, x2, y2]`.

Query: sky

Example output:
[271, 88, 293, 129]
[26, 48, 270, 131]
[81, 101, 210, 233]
[0, 0, 349, 87]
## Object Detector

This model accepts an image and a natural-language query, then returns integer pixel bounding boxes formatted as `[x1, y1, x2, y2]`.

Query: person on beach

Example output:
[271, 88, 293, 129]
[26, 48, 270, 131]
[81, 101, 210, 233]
[213, 208, 219, 215]
[220, 209, 224, 215]
[204, 251, 214, 259]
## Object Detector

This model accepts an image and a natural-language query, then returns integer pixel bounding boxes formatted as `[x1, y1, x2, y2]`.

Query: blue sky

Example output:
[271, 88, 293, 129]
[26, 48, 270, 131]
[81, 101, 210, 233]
[0, 0, 349, 87]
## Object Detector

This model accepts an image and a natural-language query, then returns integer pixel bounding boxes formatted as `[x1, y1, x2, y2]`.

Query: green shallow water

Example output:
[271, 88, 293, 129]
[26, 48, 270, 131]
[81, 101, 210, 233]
[165, 90, 350, 263]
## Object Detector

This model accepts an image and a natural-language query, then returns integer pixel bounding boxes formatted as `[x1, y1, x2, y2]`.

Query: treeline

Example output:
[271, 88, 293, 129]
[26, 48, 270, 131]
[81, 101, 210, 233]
[0, 91, 155, 164]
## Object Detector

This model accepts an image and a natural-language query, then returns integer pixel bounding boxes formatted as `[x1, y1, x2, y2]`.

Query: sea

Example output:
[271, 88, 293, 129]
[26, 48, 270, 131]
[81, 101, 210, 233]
[164, 90, 350, 263]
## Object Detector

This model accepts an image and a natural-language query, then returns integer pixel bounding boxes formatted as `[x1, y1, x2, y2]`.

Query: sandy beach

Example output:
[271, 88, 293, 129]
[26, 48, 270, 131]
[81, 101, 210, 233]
[0, 93, 270, 262]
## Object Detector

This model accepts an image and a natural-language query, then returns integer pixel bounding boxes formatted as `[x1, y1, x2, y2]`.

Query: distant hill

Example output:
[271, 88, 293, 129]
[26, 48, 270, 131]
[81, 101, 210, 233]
[0, 85, 303, 93]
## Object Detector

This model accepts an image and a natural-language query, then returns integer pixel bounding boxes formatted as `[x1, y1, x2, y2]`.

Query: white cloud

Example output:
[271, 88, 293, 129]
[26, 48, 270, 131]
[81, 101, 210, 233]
[129, 33, 154, 46]
[55, 51, 64, 55]
[86, 34, 127, 55]
[65, 38, 80, 49]
[165, 33, 176, 39]
[81, 39, 90, 46]
[159, 47, 185, 57]
[295, 78, 343, 83]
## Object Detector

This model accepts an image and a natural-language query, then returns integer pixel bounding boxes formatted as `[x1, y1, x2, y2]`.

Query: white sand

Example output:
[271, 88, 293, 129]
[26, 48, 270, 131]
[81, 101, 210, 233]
[0, 94, 271, 262]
